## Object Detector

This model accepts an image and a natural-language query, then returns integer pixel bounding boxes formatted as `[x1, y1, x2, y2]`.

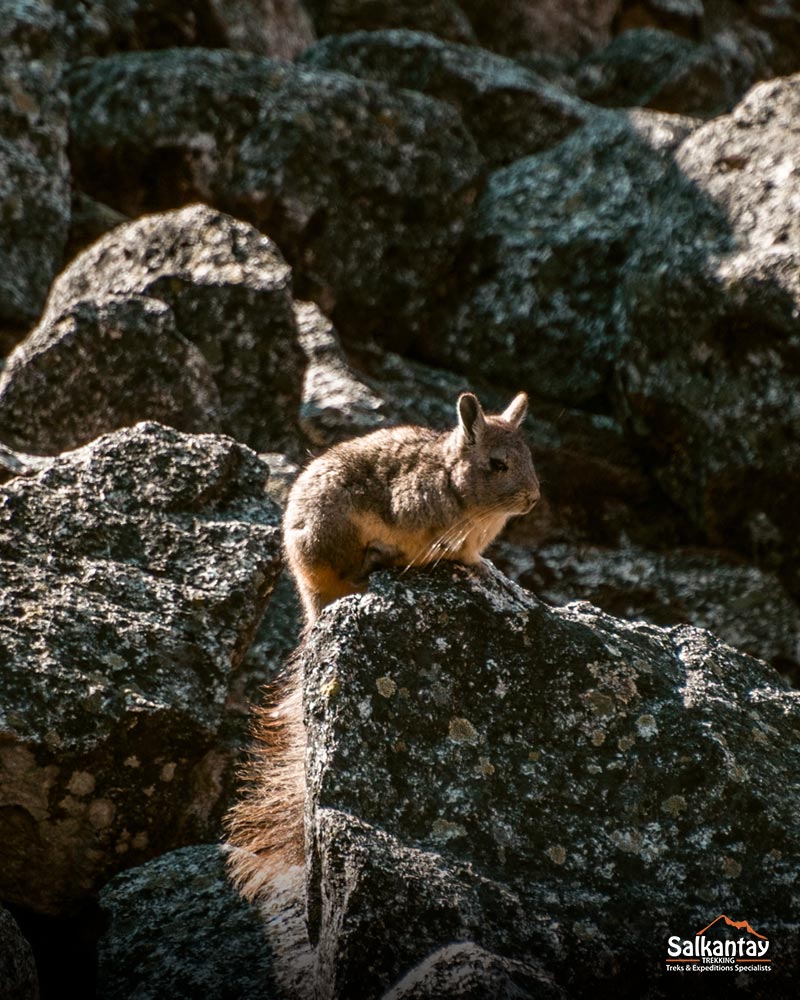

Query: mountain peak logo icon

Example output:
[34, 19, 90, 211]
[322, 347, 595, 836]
[696, 915, 767, 940]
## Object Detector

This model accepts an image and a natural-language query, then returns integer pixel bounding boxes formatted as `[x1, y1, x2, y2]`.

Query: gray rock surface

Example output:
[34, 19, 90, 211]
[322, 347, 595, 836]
[0, 0, 70, 328]
[302, 0, 476, 45]
[425, 109, 696, 407]
[57, 0, 315, 59]
[573, 28, 717, 113]
[68, 50, 483, 346]
[0, 295, 222, 454]
[295, 300, 386, 447]
[383, 942, 563, 1000]
[300, 30, 591, 167]
[303, 563, 800, 997]
[617, 74, 800, 598]
[497, 541, 800, 679]
[96, 845, 310, 1000]
[1, 204, 304, 455]
[0, 907, 38, 1000]
[0, 422, 282, 914]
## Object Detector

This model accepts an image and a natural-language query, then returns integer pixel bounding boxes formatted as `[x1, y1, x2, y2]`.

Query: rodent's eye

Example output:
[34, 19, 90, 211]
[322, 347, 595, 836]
[489, 457, 508, 473]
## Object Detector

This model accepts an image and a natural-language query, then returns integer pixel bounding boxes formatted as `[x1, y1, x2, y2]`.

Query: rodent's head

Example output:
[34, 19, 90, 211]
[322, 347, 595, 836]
[448, 391, 540, 514]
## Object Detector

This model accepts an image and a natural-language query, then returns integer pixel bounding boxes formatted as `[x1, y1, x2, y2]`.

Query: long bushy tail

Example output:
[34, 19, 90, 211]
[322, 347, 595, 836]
[225, 647, 306, 901]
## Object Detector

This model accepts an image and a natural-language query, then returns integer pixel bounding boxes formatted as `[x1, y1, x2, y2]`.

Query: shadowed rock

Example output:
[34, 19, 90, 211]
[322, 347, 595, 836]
[300, 29, 591, 167]
[302, 0, 476, 45]
[59, 0, 315, 60]
[68, 50, 483, 347]
[424, 109, 695, 407]
[96, 845, 310, 1000]
[0, 0, 70, 329]
[0, 907, 38, 1000]
[0, 205, 304, 456]
[617, 74, 800, 598]
[0, 422, 282, 915]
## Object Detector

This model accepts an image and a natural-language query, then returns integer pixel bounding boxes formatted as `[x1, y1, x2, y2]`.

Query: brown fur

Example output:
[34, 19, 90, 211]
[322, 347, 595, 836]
[226, 392, 539, 899]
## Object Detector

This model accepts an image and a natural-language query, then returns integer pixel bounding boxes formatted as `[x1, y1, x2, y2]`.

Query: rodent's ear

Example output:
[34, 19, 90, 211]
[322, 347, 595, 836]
[501, 392, 528, 429]
[457, 392, 486, 445]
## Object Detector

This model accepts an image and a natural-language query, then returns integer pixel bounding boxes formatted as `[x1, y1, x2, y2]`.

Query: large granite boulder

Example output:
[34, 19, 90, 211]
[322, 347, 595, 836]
[0, 205, 304, 455]
[302, 563, 800, 997]
[0, 422, 282, 914]
[617, 74, 800, 598]
[299, 30, 591, 167]
[0, 295, 222, 455]
[58, 0, 315, 59]
[68, 50, 483, 346]
[0, 0, 70, 330]
[423, 109, 695, 408]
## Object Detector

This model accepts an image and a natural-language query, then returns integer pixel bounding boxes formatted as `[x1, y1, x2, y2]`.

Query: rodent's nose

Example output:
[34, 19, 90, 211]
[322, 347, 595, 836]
[519, 486, 540, 513]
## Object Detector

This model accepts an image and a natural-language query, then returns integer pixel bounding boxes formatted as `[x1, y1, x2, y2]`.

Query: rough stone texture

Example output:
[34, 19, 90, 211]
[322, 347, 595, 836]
[617, 74, 800, 599]
[304, 563, 800, 998]
[0, 422, 282, 914]
[295, 300, 386, 447]
[575, 24, 800, 118]
[299, 30, 591, 167]
[573, 28, 718, 113]
[68, 50, 483, 347]
[424, 109, 696, 408]
[0, 295, 222, 455]
[460, 0, 620, 59]
[384, 942, 563, 1000]
[8, 204, 305, 455]
[0, 907, 38, 1000]
[96, 845, 311, 1000]
[0, 444, 48, 486]
[302, 0, 476, 45]
[616, 1, 800, 98]
[0, 0, 70, 329]
[496, 541, 800, 681]
[57, 0, 315, 60]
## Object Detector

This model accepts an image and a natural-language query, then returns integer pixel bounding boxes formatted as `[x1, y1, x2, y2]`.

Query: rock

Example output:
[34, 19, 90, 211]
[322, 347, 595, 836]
[295, 300, 387, 447]
[496, 541, 800, 681]
[2, 204, 305, 455]
[0, 422, 282, 914]
[0, 295, 222, 455]
[304, 562, 800, 998]
[68, 50, 483, 347]
[64, 191, 129, 264]
[423, 109, 696, 408]
[572, 28, 726, 115]
[615, 2, 800, 105]
[0, 0, 70, 329]
[96, 845, 311, 1000]
[384, 942, 563, 1000]
[617, 74, 800, 598]
[302, 0, 476, 45]
[0, 907, 38, 1000]
[59, 0, 315, 60]
[459, 0, 620, 59]
[0, 444, 49, 485]
[299, 30, 591, 167]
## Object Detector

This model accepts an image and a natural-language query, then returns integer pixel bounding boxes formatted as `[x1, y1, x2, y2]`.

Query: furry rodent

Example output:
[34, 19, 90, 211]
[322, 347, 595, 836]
[226, 391, 539, 898]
